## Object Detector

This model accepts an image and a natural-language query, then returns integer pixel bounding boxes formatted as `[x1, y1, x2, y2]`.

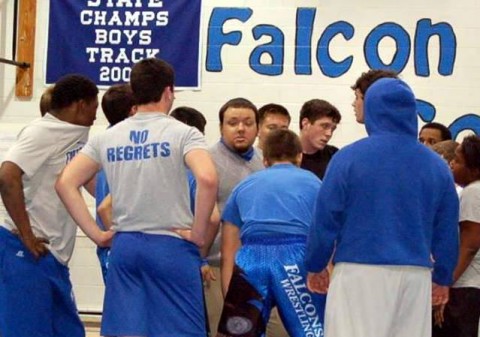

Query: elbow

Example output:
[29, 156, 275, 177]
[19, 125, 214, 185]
[54, 175, 68, 199]
[197, 171, 218, 192]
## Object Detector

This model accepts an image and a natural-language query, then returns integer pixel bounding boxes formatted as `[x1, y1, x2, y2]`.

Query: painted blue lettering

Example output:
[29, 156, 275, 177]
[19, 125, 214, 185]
[249, 25, 284, 76]
[414, 19, 456, 76]
[294, 8, 315, 75]
[317, 21, 354, 77]
[416, 99, 436, 122]
[364, 22, 411, 73]
[206, 8, 253, 72]
[449, 114, 480, 139]
[160, 142, 170, 157]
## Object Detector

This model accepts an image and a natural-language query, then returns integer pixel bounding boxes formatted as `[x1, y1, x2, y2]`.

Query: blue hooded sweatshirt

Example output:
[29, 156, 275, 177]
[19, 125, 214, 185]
[305, 78, 459, 286]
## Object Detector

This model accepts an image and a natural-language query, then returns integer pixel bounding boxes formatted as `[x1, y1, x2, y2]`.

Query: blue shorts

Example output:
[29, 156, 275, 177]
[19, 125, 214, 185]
[101, 232, 206, 337]
[0, 227, 84, 337]
[96, 247, 110, 284]
[218, 236, 326, 337]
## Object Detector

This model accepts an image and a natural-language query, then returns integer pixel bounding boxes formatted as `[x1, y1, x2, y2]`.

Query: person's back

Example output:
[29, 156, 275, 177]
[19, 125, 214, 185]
[219, 129, 325, 337]
[229, 165, 319, 239]
[96, 114, 198, 233]
[305, 78, 459, 337]
[329, 133, 456, 267]
[56, 58, 218, 337]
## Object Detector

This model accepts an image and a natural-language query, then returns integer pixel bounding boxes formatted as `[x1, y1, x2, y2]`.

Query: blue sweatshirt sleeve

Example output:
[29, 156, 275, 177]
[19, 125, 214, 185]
[431, 177, 460, 285]
[305, 156, 347, 272]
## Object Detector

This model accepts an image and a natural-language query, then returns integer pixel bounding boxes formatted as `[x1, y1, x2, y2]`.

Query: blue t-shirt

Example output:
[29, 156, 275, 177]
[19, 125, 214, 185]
[222, 163, 321, 241]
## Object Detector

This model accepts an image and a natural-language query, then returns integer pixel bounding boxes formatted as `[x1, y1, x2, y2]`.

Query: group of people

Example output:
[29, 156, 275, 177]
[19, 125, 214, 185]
[0, 57, 478, 337]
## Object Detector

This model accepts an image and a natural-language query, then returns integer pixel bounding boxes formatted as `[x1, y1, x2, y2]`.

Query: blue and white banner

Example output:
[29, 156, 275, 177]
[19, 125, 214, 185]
[46, 0, 202, 89]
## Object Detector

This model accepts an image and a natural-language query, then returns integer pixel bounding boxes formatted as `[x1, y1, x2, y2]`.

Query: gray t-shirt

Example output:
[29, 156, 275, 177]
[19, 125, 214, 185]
[207, 141, 264, 264]
[81, 112, 207, 236]
[2, 113, 89, 265]
[454, 180, 480, 289]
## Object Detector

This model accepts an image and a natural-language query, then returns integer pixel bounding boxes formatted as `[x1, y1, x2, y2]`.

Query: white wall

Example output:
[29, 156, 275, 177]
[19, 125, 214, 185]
[0, 0, 479, 312]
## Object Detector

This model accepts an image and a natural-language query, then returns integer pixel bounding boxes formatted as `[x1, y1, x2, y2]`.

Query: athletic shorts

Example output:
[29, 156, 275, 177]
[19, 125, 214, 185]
[0, 226, 84, 337]
[101, 232, 207, 337]
[218, 236, 325, 337]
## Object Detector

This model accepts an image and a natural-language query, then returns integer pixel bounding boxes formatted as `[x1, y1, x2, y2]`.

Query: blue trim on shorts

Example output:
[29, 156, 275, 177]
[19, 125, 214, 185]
[242, 234, 307, 245]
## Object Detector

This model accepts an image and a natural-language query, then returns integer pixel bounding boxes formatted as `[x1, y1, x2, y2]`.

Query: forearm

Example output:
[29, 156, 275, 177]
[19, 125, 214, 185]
[220, 223, 241, 297]
[97, 194, 113, 230]
[0, 166, 34, 238]
[453, 246, 478, 282]
[220, 251, 235, 297]
[191, 179, 217, 247]
[199, 206, 220, 257]
[56, 181, 104, 245]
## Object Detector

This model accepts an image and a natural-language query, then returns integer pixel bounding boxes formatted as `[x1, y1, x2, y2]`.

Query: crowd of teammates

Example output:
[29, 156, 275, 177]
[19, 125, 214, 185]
[0, 59, 478, 337]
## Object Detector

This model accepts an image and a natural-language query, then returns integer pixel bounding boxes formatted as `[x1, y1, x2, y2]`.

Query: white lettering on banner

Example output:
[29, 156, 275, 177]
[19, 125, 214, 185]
[281, 264, 324, 337]
[87, 0, 144, 7]
[86, 47, 159, 63]
[80, 10, 169, 26]
[95, 29, 152, 45]
[80, 0, 170, 83]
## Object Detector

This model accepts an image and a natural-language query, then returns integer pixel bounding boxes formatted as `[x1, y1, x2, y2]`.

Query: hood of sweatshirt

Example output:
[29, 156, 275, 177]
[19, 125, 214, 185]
[364, 78, 418, 139]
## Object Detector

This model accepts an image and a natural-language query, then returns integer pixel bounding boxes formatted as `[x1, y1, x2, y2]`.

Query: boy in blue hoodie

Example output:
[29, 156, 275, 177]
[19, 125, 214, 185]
[305, 78, 459, 337]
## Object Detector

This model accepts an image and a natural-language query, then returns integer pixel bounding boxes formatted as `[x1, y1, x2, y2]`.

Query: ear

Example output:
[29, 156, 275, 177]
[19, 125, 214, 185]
[129, 105, 137, 116]
[263, 158, 270, 167]
[301, 117, 310, 129]
[295, 153, 303, 167]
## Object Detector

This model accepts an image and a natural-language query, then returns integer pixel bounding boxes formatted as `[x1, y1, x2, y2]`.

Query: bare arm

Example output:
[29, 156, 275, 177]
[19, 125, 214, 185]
[453, 220, 480, 282]
[184, 149, 218, 247]
[220, 222, 241, 297]
[83, 176, 96, 197]
[199, 203, 220, 257]
[97, 194, 113, 230]
[55, 153, 112, 246]
[0, 161, 49, 258]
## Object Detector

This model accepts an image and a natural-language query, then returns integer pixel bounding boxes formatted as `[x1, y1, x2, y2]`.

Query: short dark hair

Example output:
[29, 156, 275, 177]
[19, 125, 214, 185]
[40, 86, 54, 116]
[431, 140, 459, 163]
[421, 122, 452, 141]
[299, 99, 341, 130]
[170, 106, 207, 134]
[219, 98, 258, 125]
[50, 74, 98, 111]
[130, 58, 174, 105]
[460, 135, 480, 170]
[351, 69, 399, 96]
[258, 103, 291, 124]
[101, 84, 135, 126]
[263, 129, 302, 166]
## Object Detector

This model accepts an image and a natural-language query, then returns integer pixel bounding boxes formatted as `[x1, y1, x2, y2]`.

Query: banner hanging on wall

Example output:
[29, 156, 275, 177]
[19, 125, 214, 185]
[46, 0, 202, 89]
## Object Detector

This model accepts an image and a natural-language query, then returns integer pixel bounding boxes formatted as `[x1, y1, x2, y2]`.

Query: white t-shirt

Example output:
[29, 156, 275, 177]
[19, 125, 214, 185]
[454, 180, 480, 288]
[81, 112, 207, 235]
[2, 113, 89, 265]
